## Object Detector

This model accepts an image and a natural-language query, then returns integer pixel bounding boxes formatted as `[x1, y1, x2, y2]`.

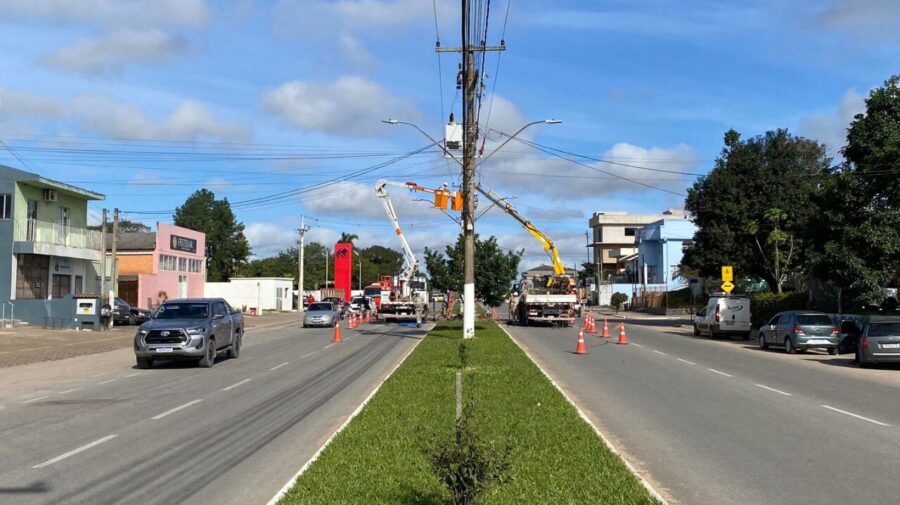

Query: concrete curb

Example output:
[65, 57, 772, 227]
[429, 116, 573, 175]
[497, 323, 670, 505]
[265, 323, 433, 505]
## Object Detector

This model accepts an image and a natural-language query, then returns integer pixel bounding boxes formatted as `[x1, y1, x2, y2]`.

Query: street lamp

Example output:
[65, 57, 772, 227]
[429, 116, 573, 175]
[382, 119, 463, 165]
[479, 119, 562, 164]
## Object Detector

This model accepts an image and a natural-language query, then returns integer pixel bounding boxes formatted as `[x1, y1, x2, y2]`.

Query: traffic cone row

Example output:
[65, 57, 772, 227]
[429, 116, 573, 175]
[589, 315, 597, 333]
[601, 319, 610, 338]
[617, 322, 629, 345]
[575, 327, 588, 355]
[333, 321, 343, 343]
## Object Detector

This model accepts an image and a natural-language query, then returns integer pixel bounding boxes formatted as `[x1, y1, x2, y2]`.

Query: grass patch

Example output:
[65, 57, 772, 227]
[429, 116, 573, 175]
[278, 321, 660, 505]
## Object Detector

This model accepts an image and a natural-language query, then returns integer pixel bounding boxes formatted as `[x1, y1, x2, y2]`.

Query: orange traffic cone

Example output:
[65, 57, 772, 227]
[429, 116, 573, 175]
[366, 311, 371, 323]
[333, 321, 343, 343]
[601, 319, 610, 338]
[575, 328, 588, 355]
[589, 316, 597, 333]
[617, 323, 629, 345]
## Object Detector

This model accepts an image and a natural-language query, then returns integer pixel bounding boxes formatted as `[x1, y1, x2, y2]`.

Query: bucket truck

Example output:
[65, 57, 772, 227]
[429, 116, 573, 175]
[374, 180, 429, 323]
[474, 185, 577, 327]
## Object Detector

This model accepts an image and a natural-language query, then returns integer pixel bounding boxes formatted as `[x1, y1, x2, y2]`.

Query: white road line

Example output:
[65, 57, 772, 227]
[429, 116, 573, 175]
[22, 395, 49, 404]
[97, 379, 118, 385]
[677, 358, 696, 365]
[324, 343, 335, 349]
[125, 373, 140, 378]
[653, 350, 668, 356]
[300, 351, 317, 358]
[152, 399, 203, 420]
[32, 435, 118, 469]
[755, 384, 792, 396]
[631, 343, 642, 347]
[820, 405, 890, 427]
[707, 368, 734, 378]
[222, 378, 252, 391]
[58, 387, 82, 395]
[269, 362, 290, 371]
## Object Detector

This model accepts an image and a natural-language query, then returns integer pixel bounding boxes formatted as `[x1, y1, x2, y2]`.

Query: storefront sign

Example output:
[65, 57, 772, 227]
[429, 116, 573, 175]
[170, 235, 197, 253]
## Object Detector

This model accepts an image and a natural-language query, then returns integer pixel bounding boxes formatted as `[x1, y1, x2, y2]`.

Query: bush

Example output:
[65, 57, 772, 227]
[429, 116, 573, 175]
[749, 291, 808, 327]
[611, 292, 628, 313]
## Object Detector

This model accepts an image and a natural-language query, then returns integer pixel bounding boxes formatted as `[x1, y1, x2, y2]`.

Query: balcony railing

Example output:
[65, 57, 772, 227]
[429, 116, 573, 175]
[13, 218, 104, 250]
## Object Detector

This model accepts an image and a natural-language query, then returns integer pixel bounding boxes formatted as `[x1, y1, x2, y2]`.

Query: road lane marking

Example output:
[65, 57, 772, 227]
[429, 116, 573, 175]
[222, 378, 252, 391]
[653, 350, 668, 356]
[677, 358, 696, 365]
[707, 368, 734, 378]
[97, 379, 118, 385]
[58, 388, 82, 395]
[300, 351, 318, 358]
[269, 362, 289, 371]
[754, 384, 792, 396]
[631, 343, 642, 347]
[32, 435, 118, 469]
[152, 399, 203, 420]
[125, 373, 140, 378]
[324, 343, 335, 349]
[820, 405, 890, 427]
[22, 395, 49, 404]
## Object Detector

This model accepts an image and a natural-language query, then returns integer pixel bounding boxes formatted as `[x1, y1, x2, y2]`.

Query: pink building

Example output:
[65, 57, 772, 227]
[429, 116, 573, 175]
[116, 223, 206, 308]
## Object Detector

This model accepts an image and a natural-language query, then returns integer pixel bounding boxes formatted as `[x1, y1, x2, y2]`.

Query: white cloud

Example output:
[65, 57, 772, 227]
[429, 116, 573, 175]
[0, 0, 209, 28]
[482, 142, 700, 199]
[337, 32, 378, 71]
[245, 222, 298, 258]
[262, 76, 420, 138]
[128, 170, 166, 186]
[492, 230, 588, 272]
[301, 180, 442, 221]
[0, 87, 62, 118]
[799, 88, 866, 156]
[42, 29, 187, 75]
[205, 178, 230, 191]
[273, 0, 455, 41]
[71, 96, 251, 141]
[816, 0, 900, 39]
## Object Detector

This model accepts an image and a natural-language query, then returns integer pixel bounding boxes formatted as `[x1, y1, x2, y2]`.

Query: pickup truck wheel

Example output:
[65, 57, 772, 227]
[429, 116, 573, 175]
[198, 339, 216, 368]
[136, 357, 153, 369]
[128, 314, 136, 325]
[227, 332, 242, 359]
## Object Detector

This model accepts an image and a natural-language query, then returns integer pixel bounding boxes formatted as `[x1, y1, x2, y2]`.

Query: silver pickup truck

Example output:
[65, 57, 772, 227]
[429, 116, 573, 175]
[134, 298, 244, 369]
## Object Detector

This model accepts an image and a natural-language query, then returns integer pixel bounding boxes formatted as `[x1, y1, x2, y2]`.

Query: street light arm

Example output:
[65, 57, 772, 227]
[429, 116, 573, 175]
[382, 119, 463, 166]
[478, 119, 561, 165]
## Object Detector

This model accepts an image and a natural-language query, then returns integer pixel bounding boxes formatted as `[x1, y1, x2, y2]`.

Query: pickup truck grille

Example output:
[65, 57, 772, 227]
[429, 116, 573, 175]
[145, 330, 187, 344]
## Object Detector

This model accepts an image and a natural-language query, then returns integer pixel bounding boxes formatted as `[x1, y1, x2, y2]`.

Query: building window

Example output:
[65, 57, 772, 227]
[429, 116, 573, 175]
[16, 254, 49, 299]
[187, 259, 202, 273]
[74, 275, 84, 295]
[0, 194, 11, 219]
[159, 254, 177, 271]
[178, 257, 187, 272]
[52, 274, 71, 298]
[624, 228, 636, 237]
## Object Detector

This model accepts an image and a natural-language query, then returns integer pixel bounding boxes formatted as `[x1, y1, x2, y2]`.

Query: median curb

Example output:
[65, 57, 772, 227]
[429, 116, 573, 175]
[497, 323, 670, 505]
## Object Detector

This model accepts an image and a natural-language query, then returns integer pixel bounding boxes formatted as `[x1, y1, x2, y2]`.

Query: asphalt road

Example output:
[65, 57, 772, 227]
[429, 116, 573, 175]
[0, 318, 426, 505]
[504, 317, 900, 505]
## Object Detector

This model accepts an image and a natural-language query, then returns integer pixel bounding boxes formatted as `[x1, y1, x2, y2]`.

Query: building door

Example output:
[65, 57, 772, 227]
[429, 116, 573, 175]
[26, 200, 37, 240]
[119, 280, 138, 306]
[276, 287, 283, 310]
[178, 275, 187, 298]
[52, 274, 71, 299]
[16, 254, 49, 299]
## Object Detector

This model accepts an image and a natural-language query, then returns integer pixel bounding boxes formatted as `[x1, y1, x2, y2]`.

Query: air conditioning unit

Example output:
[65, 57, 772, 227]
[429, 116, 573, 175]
[43, 188, 57, 202]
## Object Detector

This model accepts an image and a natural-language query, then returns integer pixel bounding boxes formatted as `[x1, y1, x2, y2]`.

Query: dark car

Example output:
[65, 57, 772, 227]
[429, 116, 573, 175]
[855, 318, 900, 368]
[113, 297, 152, 325]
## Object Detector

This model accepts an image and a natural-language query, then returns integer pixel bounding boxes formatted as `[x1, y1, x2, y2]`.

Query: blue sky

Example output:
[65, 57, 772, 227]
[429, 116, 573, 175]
[1, 0, 899, 269]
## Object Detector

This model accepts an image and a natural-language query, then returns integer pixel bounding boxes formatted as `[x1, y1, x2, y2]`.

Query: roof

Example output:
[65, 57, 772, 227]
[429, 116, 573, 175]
[0, 164, 105, 201]
[108, 232, 157, 252]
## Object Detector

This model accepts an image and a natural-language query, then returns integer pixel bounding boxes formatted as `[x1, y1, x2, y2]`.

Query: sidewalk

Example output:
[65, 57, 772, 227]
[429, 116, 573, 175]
[0, 311, 300, 369]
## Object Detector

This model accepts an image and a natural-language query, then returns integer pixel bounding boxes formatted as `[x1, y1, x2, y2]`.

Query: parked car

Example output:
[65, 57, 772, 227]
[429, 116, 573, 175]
[322, 297, 346, 317]
[303, 302, 339, 328]
[855, 318, 900, 368]
[348, 296, 375, 315]
[758, 311, 839, 354]
[133, 298, 243, 369]
[836, 319, 864, 355]
[113, 297, 152, 325]
[693, 295, 752, 339]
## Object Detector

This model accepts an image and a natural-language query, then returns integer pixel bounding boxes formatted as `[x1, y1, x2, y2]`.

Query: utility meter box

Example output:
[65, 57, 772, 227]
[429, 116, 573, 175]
[74, 296, 101, 331]
[444, 121, 462, 154]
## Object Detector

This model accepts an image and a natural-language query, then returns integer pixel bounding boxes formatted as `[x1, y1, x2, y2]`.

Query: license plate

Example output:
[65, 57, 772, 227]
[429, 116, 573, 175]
[807, 339, 829, 345]
[155, 347, 174, 353]
[882, 343, 900, 349]
[725, 321, 734, 326]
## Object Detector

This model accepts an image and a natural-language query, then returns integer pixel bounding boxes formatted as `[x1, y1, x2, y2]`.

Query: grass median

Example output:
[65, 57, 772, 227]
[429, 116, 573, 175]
[278, 320, 660, 504]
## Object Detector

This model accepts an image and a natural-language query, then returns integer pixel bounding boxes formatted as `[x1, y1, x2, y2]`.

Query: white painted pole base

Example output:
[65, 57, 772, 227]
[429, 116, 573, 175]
[463, 283, 475, 339]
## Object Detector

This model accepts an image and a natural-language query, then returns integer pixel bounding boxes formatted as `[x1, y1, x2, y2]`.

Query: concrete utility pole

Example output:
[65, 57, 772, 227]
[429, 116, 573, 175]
[100, 208, 107, 322]
[298, 215, 309, 311]
[109, 208, 119, 328]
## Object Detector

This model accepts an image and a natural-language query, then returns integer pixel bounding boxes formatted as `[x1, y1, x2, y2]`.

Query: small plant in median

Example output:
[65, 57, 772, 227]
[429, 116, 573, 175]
[458, 341, 470, 369]
[422, 402, 511, 505]
[611, 292, 628, 313]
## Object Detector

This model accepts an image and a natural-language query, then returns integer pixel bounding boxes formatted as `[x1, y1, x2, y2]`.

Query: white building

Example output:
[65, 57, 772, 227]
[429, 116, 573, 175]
[205, 277, 293, 314]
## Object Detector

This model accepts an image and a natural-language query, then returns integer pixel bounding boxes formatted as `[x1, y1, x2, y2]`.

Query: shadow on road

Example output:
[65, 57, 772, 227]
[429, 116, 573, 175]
[0, 481, 50, 494]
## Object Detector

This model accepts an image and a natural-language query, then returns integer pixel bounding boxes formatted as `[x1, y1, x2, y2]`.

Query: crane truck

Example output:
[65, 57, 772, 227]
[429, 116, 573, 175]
[475, 185, 577, 327]
[374, 180, 429, 323]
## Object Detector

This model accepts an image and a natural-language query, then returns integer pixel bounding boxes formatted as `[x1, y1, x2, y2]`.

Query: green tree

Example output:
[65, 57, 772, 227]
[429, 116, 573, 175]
[174, 189, 250, 282]
[807, 76, 900, 308]
[683, 129, 830, 292]
[88, 219, 151, 233]
[339, 232, 359, 245]
[424, 234, 523, 307]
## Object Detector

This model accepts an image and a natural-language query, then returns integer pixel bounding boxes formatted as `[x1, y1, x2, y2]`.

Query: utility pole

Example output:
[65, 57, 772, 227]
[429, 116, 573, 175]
[109, 208, 119, 328]
[438, 0, 505, 339]
[100, 208, 107, 328]
[298, 215, 309, 311]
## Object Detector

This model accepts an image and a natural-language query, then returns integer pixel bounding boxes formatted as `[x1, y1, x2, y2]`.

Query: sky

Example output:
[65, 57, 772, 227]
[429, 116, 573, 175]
[0, 0, 899, 271]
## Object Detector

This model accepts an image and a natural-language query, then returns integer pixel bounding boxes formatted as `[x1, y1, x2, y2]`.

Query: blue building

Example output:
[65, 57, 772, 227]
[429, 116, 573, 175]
[634, 218, 697, 290]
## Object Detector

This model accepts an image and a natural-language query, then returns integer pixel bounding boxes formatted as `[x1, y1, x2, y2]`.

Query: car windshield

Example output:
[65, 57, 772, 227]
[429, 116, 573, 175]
[797, 315, 833, 326]
[868, 323, 900, 337]
[155, 303, 209, 319]
[309, 303, 333, 311]
[352, 298, 365, 304]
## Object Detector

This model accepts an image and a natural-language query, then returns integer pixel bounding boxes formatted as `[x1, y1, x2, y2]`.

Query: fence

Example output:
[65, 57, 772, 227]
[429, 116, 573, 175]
[13, 218, 104, 250]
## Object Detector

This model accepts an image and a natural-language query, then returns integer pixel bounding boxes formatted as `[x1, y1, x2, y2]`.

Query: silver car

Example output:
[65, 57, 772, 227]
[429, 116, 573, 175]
[856, 318, 900, 368]
[758, 311, 838, 354]
[302, 302, 338, 328]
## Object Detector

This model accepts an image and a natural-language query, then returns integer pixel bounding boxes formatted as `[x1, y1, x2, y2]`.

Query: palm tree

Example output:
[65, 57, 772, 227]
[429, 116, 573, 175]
[339, 232, 359, 245]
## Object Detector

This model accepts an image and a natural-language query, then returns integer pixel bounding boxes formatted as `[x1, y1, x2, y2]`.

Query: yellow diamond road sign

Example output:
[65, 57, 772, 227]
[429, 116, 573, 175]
[721, 281, 735, 294]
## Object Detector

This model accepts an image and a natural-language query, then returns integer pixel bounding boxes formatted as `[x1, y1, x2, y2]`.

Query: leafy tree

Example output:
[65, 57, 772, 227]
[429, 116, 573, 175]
[339, 232, 359, 245]
[174, 189, 250, 282]
[577, 261, 596, 283]
[88, 219, 150, 233]
[683, 129, 830, 293]
[424, 234, 523, 307]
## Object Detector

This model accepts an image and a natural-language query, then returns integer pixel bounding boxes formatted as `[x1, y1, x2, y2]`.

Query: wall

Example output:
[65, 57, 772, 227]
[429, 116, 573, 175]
[0, 178, 16, 302]
[14, 183, 89, 230]
[118, 254, 153, 275]
[142, 223, 206, 304]
[205, 278, 293, 312]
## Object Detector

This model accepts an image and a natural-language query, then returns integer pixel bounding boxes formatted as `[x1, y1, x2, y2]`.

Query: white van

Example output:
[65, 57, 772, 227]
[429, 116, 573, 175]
[693, 294, 752, 339]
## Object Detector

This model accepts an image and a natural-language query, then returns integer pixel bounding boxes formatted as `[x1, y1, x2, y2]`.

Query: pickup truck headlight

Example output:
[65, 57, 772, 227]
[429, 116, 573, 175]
[137, 329, 148, 336]
[186, 327, 207, 335]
